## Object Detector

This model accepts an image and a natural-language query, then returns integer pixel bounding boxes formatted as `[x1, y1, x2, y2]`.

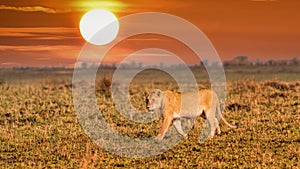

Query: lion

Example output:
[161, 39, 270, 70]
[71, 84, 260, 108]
[145, 89, 237, 141]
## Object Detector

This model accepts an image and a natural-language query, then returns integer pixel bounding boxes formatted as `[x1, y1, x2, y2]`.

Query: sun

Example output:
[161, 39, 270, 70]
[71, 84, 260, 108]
[79, 9, 119, 45]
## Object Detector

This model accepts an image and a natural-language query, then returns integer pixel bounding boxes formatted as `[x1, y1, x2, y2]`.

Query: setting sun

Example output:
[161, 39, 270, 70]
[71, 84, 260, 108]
[79, 9, 119, 45]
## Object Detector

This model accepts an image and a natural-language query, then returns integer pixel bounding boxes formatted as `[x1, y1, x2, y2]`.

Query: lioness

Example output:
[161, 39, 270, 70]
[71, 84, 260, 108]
[145, 89, 237, 141]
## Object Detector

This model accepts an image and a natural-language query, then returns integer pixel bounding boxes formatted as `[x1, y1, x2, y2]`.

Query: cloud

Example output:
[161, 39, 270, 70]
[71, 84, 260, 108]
[0, 27, 82, 67]
[0, 62, 21, 66]
[0, 27, 81, 47]
[126, 38, 161, 41]
[0, 45, 78, 53]
[0, 5, 70, 14]
[251, 0, 278, 2]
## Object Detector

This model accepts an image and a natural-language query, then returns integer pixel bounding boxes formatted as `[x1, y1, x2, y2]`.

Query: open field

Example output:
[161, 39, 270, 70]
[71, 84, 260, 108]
[0, 65, 299, 84]
[0, 66, 300, 168]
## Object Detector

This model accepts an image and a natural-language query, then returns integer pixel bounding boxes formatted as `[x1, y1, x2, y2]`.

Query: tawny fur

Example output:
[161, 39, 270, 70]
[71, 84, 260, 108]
[146, 89, 237, 141]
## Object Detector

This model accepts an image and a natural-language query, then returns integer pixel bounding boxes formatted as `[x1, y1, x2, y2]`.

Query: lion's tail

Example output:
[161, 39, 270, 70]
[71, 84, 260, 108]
[220, 114, 237, 129]
[217, 102, 237, 129]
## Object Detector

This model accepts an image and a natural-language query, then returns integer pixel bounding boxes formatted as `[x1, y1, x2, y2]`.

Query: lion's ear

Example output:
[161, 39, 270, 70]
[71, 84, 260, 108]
[157, 90, 161, 97]
[144, 89, 150, 96]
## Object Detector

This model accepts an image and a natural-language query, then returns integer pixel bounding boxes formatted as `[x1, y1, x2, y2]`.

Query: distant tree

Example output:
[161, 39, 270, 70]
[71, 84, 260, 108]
[159, 62, 164, 68]
[81, 62, 87, 69]
[234, 56, 248, 62]
[290, 57, 300, 65]
[276, 60, 289, 66]
[266, 60, 276, 66]
[211, 61, 220, 67]
[224, 56, 249, 66]
[199, 59, 208, 67]
[138, 62, 143, 68]
[250, 59, 261, 66]
[130, 61, 137, 68]
[111, 62, 116, 69]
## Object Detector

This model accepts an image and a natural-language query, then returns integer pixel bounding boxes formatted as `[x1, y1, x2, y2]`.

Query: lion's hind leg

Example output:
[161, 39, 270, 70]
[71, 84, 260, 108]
[173, 119, 188, 138]
[205, 109, 216, 140]
[215, 118, 221, 135]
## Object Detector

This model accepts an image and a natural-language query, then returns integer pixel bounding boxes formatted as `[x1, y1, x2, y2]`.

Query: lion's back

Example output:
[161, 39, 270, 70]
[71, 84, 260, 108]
[163, 89, 215, 117]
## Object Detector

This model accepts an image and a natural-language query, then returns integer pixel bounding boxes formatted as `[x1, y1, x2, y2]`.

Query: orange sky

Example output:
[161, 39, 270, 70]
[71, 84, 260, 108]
[0, 0, 300, 67]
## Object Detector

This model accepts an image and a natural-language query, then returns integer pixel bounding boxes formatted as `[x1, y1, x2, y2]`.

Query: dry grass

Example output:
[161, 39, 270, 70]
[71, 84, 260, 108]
[0, 68, 300, 168]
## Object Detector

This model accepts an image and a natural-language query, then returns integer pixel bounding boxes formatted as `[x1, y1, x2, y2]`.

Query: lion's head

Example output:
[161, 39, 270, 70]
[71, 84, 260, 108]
[145, 89, 165, 114]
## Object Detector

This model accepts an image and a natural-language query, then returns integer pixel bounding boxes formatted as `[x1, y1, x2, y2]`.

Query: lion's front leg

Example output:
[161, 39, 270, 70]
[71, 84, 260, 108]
[156, 116, 172, 141]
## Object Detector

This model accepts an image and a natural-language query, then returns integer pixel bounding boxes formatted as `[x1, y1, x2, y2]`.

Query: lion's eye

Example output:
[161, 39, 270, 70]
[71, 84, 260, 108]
[151, 99, 155, 102]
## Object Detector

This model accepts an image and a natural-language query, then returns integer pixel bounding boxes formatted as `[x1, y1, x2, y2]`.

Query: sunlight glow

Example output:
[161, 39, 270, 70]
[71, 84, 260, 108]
[72, 1, 127, 13]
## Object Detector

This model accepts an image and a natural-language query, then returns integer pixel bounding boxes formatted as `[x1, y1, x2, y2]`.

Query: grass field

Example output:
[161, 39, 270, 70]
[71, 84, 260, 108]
[0, 66, 300, 168]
